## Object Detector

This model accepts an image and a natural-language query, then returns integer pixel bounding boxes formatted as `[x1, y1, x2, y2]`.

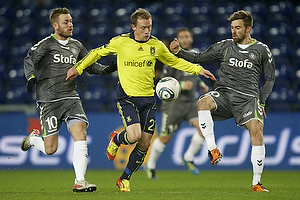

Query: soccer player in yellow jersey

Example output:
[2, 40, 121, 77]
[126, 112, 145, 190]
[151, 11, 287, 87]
[66, 8, 216, 192]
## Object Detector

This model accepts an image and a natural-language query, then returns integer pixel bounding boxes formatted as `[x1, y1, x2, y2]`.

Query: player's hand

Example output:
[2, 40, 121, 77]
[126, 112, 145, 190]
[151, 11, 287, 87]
[66, 68, 79, 80]
[199, 82, 209, 93]
[262, 107, 267, 118]
[183, 80, 193, 90]
[199, 68, 216, 81]
[107, 61, 117, 73]
[26, 77, 36, 93]
[260, 105, 267, 118]
[170, 38, 180, 54]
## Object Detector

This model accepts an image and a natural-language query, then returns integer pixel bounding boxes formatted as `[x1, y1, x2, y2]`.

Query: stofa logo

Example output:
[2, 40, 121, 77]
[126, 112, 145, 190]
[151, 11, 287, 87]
[53, 54, 76, 64]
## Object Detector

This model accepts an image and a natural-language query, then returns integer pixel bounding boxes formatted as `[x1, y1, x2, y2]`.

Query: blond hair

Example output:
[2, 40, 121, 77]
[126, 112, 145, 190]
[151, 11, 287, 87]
[130, 8, 152, 26]
[49, 7, 70, 25]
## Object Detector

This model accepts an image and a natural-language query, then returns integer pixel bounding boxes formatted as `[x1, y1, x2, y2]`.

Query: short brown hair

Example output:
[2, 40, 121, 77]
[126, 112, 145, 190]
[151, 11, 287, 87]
[228, 10, 253, 27]
[130, 8, 152, 26]
[177, 27, 193, 38]
[49, 7, 70, 25]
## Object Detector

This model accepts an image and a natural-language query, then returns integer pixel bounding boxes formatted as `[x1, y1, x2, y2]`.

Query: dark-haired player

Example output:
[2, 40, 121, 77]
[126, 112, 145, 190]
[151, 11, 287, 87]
[170, 10, 275, 192]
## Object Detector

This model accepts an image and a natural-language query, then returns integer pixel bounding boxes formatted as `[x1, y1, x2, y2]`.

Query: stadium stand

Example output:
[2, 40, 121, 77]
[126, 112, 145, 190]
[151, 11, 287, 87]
[0, 0, 298, 112]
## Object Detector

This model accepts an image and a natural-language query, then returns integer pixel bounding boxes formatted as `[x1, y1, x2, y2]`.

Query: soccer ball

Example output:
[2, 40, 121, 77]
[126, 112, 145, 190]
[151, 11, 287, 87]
[156, 77, 181, 102]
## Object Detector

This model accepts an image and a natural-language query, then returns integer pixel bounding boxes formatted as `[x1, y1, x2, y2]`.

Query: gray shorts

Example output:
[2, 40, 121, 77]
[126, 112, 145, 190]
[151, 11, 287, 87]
[37, 99, 88, 137]
[203, 88, 264, 128]
[160, 100, 198, 136]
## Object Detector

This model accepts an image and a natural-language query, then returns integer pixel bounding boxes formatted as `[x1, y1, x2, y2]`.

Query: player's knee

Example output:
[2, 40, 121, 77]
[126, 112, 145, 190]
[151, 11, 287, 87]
[250, 130, 264, 146]
[77, 131, 87, 140]
[197, 97, 205, 110]
[159, 136, 171, 144]
[197, 96, 214, 110]
[127, 130, 142, 143]
[45, 146, 57, 155]
[72, 130, 87, 141]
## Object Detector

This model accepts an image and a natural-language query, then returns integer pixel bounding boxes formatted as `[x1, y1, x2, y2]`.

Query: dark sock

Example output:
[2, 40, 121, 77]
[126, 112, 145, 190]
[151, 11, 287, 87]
[113, 130, 131, 145]
[120, 145, 147, 180]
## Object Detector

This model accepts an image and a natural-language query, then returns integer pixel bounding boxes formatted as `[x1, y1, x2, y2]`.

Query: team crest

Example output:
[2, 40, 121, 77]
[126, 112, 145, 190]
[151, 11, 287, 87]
[150, 46, 155, 56]
[249, 53, 256, 60]
[71, 48, 77, 55]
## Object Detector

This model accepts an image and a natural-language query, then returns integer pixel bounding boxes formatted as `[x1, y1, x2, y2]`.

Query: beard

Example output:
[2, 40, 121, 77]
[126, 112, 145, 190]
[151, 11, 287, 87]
[233, 31, 247, 44]
[57, 26, 72, 39]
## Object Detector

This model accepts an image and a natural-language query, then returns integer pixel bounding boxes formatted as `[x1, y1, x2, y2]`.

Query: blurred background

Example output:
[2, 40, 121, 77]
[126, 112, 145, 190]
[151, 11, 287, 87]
[0, 0, 300, 171]
[0, 0, 299, 113]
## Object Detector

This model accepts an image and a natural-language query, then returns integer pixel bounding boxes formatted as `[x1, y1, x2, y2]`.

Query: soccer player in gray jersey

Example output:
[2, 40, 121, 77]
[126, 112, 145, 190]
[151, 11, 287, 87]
[20, 7, 116, 192]
[146, 28, 209, 178]
[170, 10, 275, 192]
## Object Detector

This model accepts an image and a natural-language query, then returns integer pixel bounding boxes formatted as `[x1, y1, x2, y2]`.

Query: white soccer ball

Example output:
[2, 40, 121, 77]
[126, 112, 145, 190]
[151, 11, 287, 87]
[156, 77, 181, 102]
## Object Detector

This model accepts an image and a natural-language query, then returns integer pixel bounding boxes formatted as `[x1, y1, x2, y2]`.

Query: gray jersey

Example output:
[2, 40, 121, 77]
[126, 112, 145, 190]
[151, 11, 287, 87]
[24, 34, 107, 102]
[177, 39, 275, 105]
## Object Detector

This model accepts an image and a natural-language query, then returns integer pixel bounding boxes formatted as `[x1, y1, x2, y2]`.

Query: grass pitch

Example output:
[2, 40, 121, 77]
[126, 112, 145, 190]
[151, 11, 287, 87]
[1, 169, 299, 200]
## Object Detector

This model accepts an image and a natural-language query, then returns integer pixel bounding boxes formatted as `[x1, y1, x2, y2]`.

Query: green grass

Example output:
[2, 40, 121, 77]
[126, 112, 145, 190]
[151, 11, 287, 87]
[0, 170, 299, 200]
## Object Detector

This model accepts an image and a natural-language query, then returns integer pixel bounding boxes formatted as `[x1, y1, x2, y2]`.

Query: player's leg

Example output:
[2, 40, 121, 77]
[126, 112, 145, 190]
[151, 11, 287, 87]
[146, 135, 172, 179]
[65, 99, 96, 192]
[21, 130, 58, 155]
[43, 135, 59, 155]
[107, 123, 141, 161]
[69, 120, 96, 192]
[117, 129, 152, 192]
[184, 119, 205, 162]
[107, 99, 143, 161]
[182, 119, 205, 175]
[146, 105, 179, 179]
[120, 131, 152, 180]
[246, 119, 268, 192]
[69, 121, 87, 182]
[21, 102, 61, 155]
[197, 94, 222, 165]
[116, 97, 156, 192]
[20, 129, 47, 154]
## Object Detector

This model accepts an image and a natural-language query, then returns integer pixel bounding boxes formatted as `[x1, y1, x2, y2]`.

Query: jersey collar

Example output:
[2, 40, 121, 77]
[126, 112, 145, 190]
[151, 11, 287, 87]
[130, 31, 150, 43]
[237, 38, 257, 46]
[51, 33, 70, 42]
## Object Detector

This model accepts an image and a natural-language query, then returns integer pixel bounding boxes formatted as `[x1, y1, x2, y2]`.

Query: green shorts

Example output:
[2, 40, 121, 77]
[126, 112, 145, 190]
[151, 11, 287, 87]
[37, 98, 88, 137]
[204, 88, 264, 128]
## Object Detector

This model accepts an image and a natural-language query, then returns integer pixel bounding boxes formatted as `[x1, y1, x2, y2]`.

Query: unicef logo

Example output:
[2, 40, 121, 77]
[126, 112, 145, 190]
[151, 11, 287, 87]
[147, 60, 153, 67]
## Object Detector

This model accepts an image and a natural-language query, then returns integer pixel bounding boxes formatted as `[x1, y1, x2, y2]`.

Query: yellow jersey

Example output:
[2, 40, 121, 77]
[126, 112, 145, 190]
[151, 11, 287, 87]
[74, 32, 203, 97]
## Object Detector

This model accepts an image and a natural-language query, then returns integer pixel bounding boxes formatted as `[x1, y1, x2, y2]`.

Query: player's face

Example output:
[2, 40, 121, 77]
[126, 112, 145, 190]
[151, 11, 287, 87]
[230, 19, 250, 44]
[54, 14, 73, 40]
[177, 30, 193, 51]
[132, 18, 152, 41]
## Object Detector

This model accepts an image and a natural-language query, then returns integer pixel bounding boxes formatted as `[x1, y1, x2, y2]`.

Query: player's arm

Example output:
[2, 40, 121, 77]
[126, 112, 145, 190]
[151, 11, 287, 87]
[24, 41, 47, 93]
[199, 79, 209, 93]
[79, 45, 117, 76]
[259, 46, 276, 109]
[170, 38, 223, 64]
[67, 39, 118, 80]
[158, 44, 216, 81]
[85, 61, 117, 76]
